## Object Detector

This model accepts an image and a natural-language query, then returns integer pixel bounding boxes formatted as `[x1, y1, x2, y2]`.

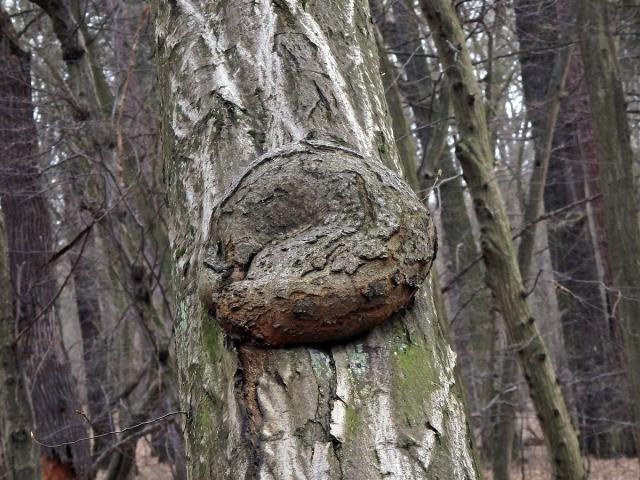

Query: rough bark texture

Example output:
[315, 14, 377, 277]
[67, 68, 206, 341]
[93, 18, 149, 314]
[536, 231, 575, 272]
[419, 1, 585, 478]
[576, 0, 640, 455]
[157, 0, 480, 478]
[0, 156, 37, 479]
[200, 142, 436, 346]
[375, 22, 484, 474]
[0, 8, 90, 478]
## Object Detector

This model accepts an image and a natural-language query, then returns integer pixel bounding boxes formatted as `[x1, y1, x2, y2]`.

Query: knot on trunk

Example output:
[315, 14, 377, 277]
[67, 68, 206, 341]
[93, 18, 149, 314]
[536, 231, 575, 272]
[198, 143, 436, 346]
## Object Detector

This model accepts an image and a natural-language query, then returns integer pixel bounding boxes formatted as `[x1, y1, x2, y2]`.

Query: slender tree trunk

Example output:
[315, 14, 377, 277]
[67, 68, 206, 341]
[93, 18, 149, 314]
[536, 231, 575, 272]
[419, 1, 585, 478]
[0, 8, 90, 479]
[576, 0, 640, 455]
[488, 3, 573, 477]
[157, 1, 480, 478]
[0, 22, 38, 468]
[64, 190, 114, 459]
[29, 1, 184, 473]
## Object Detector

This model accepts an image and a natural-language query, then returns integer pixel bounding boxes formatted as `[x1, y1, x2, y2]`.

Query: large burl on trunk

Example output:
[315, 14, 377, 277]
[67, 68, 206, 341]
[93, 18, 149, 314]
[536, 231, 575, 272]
[157, 0, 479, 478]
[199, 140, 436, 346]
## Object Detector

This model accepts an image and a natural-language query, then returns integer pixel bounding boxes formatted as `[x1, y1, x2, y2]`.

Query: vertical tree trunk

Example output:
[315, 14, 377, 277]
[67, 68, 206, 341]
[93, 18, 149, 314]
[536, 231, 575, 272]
[0, 17, 38, 467]
[157, 1, 480, 478]
[64, 191, 114, 459]
[489, 3, 573, 476]
[515, 0, 635, 456]
[0, 212, 37, 478]
[576, 0, 640, 455]
[0, 8, 90, 479]
[28, 1, 184, 473]
[419, 1, 585, 478]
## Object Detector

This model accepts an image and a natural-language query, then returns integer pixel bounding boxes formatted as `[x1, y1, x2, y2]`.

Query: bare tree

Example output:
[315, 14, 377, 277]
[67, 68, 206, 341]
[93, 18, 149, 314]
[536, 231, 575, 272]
[576, 0, 640, 455]
[420, 0, 586, 477]
[156, 0, 480, 478]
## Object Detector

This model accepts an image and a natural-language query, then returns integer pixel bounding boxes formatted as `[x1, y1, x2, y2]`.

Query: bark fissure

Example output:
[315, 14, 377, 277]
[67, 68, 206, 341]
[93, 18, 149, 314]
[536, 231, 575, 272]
[158, 0, 479, 477]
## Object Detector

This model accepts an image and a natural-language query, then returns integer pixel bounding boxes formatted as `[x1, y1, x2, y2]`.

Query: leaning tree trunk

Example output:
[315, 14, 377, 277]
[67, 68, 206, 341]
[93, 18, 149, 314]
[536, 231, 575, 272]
[156, 1, 480, 478]
[490, 2, 572, 476]
[0, 8, 90, 479]
[576, 0, 640, 455]
[419, 1, 585, 478]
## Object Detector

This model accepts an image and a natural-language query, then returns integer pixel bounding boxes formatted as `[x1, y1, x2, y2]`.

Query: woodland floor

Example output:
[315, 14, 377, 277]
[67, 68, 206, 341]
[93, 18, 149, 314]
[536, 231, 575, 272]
[483, 412, 640, 479]
[483, 448, 640, 479]
[128, 432, 640, 479]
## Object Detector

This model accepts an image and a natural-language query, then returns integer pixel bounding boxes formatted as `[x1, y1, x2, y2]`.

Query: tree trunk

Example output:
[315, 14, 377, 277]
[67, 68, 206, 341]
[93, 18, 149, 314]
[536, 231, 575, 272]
[487, 3, 573, 477]
[156, 1, 480, 478]
[0, 8, 90, 479]
[515, 0, 635, 456]
[29, 0, 185, 473]
[419, 1, 585, 478]
[375, 20, 484, 473]
[0, 24, 37, 468]
[576, 0, 640, 455]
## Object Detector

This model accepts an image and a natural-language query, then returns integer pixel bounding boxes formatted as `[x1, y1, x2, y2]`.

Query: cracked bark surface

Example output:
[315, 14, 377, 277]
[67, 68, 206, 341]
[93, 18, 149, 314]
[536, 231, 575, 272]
[156, 0, 479, 478]
[200, 141, 436, 346]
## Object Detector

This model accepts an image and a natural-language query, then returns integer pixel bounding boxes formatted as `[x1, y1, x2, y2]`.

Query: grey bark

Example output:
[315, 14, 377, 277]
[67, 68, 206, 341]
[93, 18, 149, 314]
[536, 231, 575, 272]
[373, 2, 494, 444]
[156, 0, 479, 478]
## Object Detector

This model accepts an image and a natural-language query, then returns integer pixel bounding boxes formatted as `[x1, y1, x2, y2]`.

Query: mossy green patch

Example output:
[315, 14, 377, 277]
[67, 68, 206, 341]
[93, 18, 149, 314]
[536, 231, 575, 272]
[391, 337, 438, 426]
[344, 403, 361, 439]
[202, 318, 221, 364]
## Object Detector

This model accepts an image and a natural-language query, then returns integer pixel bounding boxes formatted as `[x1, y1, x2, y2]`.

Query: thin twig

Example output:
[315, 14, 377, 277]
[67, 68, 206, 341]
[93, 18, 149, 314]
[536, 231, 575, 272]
[30, 410, 186, 449]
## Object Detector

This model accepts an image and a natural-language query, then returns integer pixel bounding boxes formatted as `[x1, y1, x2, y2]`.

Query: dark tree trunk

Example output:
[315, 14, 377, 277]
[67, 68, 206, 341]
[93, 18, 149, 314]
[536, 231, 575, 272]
[0, 42, 37, 471]
[576, 0, 640, 456]
[0, 9, 90, 479]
